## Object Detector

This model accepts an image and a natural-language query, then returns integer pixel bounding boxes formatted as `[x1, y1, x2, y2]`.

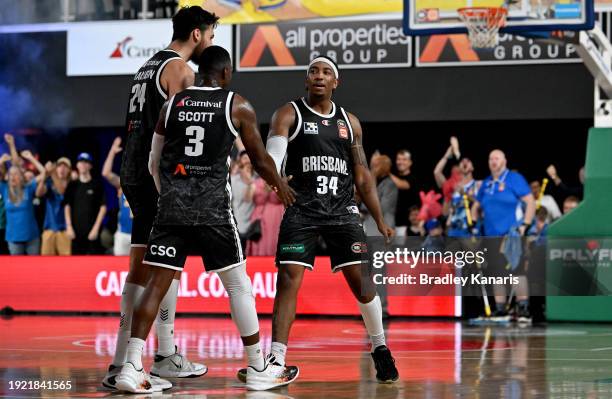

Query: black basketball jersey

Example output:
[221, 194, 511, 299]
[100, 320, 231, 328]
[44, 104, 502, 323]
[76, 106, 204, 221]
[282, 97, 360, 225]
[121, 49, 182, 185]
[155, 86, 239, 226]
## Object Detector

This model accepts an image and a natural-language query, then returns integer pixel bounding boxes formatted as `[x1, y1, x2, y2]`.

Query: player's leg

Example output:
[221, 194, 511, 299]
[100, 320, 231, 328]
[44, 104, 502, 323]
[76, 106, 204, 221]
[115, 225, 186, 393]
[326, 224, 399, 383]
[202, 222, 299, 390]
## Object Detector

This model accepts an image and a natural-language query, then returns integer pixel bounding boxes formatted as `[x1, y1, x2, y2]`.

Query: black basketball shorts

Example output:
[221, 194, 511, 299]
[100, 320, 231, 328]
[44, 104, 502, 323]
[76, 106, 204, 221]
[275, 218, 369, 272]
[121, 176, 159, 246]
[143, 223, 245, 272]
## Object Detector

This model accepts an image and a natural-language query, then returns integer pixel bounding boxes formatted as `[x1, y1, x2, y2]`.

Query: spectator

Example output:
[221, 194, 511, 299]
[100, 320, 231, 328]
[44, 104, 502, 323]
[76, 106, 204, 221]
[406, 205, 424, 236]
[0, 145, 46, 255]
[362, 155, 398, 236]
[64, 152, 107, 255]
[562, 195, 580, 214]
[472, 149, 535, 322]
[0, 188, 7, 254]
[102, 137, 132, 256]
[246, 175, 284, 256]
[36, 158, 72, 255]
[231, 151, 255, 252]
[391, 149, 419, 235]
[530, 179, 561, 223]
[546, 164, 584, 202]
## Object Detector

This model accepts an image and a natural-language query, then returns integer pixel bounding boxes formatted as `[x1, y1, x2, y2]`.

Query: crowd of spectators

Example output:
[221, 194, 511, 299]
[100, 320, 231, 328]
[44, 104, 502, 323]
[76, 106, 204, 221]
[0, 133, 584, 256]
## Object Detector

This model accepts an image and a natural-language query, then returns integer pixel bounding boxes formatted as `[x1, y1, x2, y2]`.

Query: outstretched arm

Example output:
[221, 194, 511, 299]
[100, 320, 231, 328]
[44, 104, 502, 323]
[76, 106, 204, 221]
[21, 150, 45, 182]
[434, 146, 452, 188]
[102, 137, 122, 189]
[350, 113, 394, 240]
[232, 95, 295, 207]
[266, 103, 295, 173]
[4, 133, 22, 168]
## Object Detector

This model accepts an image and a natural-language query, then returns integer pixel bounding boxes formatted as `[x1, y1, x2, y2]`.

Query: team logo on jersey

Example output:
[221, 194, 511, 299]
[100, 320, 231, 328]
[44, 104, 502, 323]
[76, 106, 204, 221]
[176, 96, 190, 107]
[337, 120, 349, 139]
[280, 243, 305, 253]
[174, 163, 187, 176]
[351, 242, 368, 254]
[322, 119, 331, 126]
[303, 122, 319, 135]
[346, 205, 359, 214]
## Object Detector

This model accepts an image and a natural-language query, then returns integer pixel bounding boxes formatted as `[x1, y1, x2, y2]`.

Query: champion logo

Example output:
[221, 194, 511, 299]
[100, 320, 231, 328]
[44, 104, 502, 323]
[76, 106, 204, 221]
[322, 119, 330, 126]
[159, 308, 169, 322]
[110, 37, 133, 58]
[176, 96, 190, 107]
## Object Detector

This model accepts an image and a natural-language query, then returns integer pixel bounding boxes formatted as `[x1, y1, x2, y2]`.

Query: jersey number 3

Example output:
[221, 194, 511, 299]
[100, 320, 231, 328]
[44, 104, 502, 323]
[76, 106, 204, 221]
[317, 175, 338, 195]
[185, 126, 205, 156]
[129, 83, 146, 113]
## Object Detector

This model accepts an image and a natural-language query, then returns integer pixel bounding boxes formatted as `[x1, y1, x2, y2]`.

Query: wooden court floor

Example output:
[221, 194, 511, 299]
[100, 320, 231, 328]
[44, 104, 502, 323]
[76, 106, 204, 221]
[2, 315, 612, 398]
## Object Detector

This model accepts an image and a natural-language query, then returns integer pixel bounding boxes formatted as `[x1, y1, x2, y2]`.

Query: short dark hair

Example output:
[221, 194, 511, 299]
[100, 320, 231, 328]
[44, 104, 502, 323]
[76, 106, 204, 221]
[536, 206, 548, 221]
[172, 6, 219, 41]
[198, 45, 232, 77]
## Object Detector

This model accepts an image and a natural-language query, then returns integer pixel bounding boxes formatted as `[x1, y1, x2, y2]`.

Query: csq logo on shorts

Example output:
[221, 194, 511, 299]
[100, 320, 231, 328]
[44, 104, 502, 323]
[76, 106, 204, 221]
[351, 242, 368, 254]
[280, 243, 305, 253]
[150, 245, 177, 258]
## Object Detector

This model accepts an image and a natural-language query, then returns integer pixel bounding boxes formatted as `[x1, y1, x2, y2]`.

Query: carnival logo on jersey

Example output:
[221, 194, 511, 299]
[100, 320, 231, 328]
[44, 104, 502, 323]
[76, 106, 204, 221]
[322, 120, 330, 126]
[174, 163, 188, 176]
[304, 122, 319, 135]
[109, 36, 164, 59]
[337, 120, 349, 139]
[176, 96, 190, 107]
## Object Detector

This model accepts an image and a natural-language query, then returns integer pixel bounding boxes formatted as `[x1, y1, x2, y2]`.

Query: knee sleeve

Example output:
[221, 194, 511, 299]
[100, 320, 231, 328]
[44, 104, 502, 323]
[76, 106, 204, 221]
[218, 264, 259, 337]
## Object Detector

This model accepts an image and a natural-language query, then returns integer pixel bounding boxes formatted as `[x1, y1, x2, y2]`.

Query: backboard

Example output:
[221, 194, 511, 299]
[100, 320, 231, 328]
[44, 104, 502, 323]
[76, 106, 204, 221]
[403, 0, 595, 35]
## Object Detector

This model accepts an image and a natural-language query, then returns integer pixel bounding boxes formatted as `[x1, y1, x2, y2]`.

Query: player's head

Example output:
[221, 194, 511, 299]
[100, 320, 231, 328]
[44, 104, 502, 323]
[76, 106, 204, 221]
[396, 149, 412, 173]
[172, 6, 219, 63]
[305, 56, 339, 98]
[488, 149, 506, 175]
[198, 45, 232, 88]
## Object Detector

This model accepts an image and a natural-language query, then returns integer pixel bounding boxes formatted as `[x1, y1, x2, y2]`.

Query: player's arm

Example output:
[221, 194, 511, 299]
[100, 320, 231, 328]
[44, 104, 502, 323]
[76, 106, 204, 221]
[390, 174, 410, 190]
[433, 146, 452, 188]
[102, 137, 122, 189]
[149, 102, 170, 193]
[519, 193, 536, 235]
[232, 95, 295, 207]
[349, 113, 394, 240]
[265, 103, 295, 174]
[161, 61, 195, 98]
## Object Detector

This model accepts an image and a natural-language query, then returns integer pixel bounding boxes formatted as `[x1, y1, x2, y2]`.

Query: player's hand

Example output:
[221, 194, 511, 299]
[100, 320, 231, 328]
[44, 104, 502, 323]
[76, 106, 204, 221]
[376, 221, 395, 244]
[20, 150, 34, 160]
[4, 133, 14, 146]
[273, 175, 296, 207]
[66, 226, 75, 240]
[111, 137, 123, 154]
[88, 228, 99, 241]
[546, 164, 558, 180]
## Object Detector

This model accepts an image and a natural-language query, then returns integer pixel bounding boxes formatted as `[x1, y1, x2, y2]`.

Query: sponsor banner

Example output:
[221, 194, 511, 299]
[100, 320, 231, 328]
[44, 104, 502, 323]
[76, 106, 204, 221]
[67, 20, 232, 76]
[416, 33, 581, 66]
[179, 0, 402, 24]
[0, 256, 456, 316]
[237, 17, 411, 71]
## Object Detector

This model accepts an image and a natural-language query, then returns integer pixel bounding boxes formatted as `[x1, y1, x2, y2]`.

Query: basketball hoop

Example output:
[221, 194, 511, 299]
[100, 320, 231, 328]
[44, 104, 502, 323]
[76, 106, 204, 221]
[458, 7, 508, 49]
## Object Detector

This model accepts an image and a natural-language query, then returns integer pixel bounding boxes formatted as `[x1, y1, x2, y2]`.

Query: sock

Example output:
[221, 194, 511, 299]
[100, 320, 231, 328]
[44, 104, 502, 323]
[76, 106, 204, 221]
[126, 338, 145, 370]
[357, 296, 386, 352]
[496, 302, 506, 313]
[156, 279, 179, 357]
[112, 283, 145, 367]
[245, 342, 265, 370]
[270, 342, 287, 366]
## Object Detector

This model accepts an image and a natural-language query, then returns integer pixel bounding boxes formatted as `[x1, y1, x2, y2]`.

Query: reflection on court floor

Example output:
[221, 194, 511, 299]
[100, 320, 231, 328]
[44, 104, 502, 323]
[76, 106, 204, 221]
[2, 316, 612, 398]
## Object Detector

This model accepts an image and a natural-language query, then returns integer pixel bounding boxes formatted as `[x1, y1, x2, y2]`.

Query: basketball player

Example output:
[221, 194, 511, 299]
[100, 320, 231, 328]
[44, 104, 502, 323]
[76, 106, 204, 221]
[103, 6, 218, 390]
[115, 46, 298, 393]
[238, 56, 400, 384]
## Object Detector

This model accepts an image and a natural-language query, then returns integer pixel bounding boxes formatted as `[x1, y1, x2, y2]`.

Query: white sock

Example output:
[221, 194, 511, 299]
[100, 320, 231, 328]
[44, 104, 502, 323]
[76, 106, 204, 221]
[112, 282, 145, 367]
[126, 338, 145, 370]
[357, 296, 386, 352]
[245, 342, 265, 371]
[270, 342, 287, 366]
[156, 279, 179, 357]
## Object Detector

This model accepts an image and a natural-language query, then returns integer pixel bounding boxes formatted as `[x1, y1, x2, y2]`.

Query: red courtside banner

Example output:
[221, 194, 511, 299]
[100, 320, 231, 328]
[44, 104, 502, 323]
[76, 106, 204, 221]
[0, 256, 456, 316]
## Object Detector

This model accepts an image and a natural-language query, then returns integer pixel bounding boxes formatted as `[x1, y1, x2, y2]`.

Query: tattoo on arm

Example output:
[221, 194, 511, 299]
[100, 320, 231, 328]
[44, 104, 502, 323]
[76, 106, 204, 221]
[351, 142, 368, 166]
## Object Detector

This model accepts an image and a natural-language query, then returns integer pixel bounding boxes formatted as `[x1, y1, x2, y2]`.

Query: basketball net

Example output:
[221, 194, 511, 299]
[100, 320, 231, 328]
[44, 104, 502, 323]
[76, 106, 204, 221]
[458, 7, 508, 48]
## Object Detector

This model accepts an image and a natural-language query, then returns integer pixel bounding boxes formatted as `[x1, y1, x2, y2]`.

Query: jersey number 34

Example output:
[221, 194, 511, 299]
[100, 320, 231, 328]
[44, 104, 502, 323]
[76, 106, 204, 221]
[317, 175, 338, 195]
